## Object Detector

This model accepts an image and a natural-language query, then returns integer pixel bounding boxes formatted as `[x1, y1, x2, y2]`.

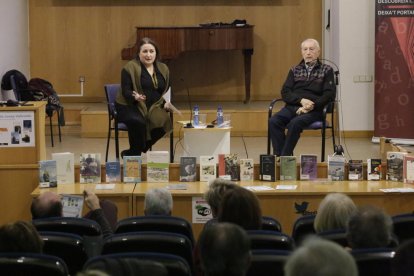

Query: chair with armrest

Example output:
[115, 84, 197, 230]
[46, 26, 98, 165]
[104, 84, 175, 162]
[0, 252, 68, 276]
[267, 98, 336, 162]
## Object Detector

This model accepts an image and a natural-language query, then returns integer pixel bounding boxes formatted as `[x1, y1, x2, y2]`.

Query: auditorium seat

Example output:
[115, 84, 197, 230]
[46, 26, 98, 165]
[262, 216, 282, 232]
[351, 248, 395, 276]
[317, 229, 348, 247]
[291, 215, 316, 245]
[32, 217, 102, 236]
[114, 215, 195, 246]
[247, 249, 291, 276]
[247, 230, 295, 251]
[392, 213, 414, 244]
[84, 252, 191, 276]
[0, 252, 68, 276]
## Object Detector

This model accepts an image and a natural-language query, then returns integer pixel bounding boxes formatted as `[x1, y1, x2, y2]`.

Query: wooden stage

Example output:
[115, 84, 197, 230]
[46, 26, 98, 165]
[32, 180, 414, 240]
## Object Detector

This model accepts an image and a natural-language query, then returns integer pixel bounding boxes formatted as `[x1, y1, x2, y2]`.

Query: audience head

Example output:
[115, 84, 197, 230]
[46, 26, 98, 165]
[31, 191, 63, 219]
[314, 193, 357, 233]
[204, 178, 239, 217]
[217, 186, 262, 230]
[144, 188, 173, 216]
[0, 220, 43, 253]
[347, 205, 393, 249]
[137, 37, 161, 62]
[301, 38, 320, 64]
[392, 239, 414, 276]
[284, 236, 358, 276]
[199, 222, 251, 276]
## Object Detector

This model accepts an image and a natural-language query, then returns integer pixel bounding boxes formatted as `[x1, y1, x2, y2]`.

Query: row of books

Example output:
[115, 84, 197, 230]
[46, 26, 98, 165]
[39, 151, 414, 186]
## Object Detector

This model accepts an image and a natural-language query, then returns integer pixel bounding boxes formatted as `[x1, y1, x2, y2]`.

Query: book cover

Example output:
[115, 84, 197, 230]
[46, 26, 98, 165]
[348, 160, 363, 181]
[105, 160, 121, 183]
[240, 158, 254, 181]
[403, 155, 414, 184]
[123, 156, 142, 183]
[327, 155, 346, 181]
[200, 155, 217, 182]
[51, 152, 75, 184]
[61, 194, 84, 218]
[218, 154, 239, 181]
[386, 151, 407, 182]
[79, 153, 101, 183]
[146, 151, 169, 182]
[179, 156, 197, 182]
[259, 154, 276, 182]
[280, 156, 297, 181]
[39, 160, 57, 188]
[367, 158, 382, 180]
[300, 154, 318, 180]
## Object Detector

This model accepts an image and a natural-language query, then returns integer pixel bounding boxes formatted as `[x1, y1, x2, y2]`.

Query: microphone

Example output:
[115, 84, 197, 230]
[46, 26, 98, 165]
[180, 78, 193, 128]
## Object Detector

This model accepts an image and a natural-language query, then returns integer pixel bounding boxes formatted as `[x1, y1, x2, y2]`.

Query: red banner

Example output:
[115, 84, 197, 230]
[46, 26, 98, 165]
[375, 1, 414, 139]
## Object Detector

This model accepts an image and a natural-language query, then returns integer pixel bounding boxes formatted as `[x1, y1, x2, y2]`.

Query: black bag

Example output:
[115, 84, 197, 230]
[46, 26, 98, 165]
[28, 78, 61, 106]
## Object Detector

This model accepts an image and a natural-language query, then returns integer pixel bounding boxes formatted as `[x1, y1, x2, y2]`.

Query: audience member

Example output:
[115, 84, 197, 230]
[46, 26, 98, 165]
[314, 193, 357, 233]
[347, 205, 393, 249]
[217, 186, 262, 230]
[144, 188, 173, 216]
[204, 178, 239, 218]
[284, 236, 358, 276]
[198, 222, 251, 276]
[392, 239, 414, 276]
[0, 220, 43, 253]
[31, 190, 116, 238]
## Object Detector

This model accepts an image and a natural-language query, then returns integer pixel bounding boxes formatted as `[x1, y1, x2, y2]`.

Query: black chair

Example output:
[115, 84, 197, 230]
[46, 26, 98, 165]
[1, 69, 63, 147]
[32, 217, 102, 236]
[262, 216, 282, 232]
[351, 248, 395, 276]
[104, 84, 175, 162]
[267, 98, 336, 162]
[114, 215, 195, 246]
[39, 231, 89, 275]
[291, 215, 316, 245]
[317, 229, 348, 247]
[0, 253, 68, 276]
[102, 231, 193, 272]
[247, 230, 295, 251]
[247, 249, 291, 276]
[392, 213, 414, 244]
[84, 252, 191, 276]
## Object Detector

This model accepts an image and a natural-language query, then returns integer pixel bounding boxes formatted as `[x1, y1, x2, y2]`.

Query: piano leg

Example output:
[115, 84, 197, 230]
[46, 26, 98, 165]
[243, 49, 253, 104]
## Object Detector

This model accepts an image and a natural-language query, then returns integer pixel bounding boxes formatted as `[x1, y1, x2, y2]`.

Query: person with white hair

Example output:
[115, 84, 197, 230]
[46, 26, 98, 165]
[144, 188, 173, 216]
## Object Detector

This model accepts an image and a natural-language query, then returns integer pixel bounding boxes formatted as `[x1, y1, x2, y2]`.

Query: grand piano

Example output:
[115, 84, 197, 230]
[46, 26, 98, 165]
[121, 25, 254, 103]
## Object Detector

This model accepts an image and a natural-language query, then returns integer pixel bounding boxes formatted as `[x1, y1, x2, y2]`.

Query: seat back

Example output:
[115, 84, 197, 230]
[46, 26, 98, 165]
[291, 215, 316, 245]
[247, 230, 295, 251]
[0, 253, 68, 276]
[102, 231, 193, 271]
[32, 217, 102, 236]
[84, 252, 191, 276]
[104, 84, 120, 122]
[392, 213, 414, 244]
[39, 231, 89, 275]
[351, 248, 395, 276]
[247, 249, 290, 276]
[317, 229, 348, 247]
[115, 216, 195, 246]
[262, 216, 282, 232]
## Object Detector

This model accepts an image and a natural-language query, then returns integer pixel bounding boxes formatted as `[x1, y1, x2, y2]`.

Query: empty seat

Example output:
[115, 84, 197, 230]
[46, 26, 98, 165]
[291, 215, 316, 245]
[351, 248, 395, 276]
[262, 216, 282, 232]
[0, 253, 68, 276]
[247, 249, 291, 276]
[248, 230, 295, 251]
[392, 213, 414, 244]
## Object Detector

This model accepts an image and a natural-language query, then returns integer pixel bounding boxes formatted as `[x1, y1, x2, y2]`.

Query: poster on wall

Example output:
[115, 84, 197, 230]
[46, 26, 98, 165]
[375, 1, 414, 140]
[0, 111, 35, 147]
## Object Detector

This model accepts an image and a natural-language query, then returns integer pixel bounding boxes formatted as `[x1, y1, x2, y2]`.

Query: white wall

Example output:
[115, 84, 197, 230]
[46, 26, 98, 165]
[0, 0, 29, 100]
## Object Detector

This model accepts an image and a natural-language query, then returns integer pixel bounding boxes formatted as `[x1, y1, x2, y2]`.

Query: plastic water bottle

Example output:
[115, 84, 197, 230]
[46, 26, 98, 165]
[216, 105, 224, 127]
[193, 105, 199, 127]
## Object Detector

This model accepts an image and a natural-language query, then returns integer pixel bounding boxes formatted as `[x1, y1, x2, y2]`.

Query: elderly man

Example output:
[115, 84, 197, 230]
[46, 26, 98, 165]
[269, 38, 336, 157]
[144, 188, 173, 216]
[31, 190, 116, 237]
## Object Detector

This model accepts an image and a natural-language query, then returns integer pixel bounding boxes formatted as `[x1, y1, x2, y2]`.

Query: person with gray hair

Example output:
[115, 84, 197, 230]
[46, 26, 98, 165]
[347, 205, 393, 249]
[314, 193, 357, 233]
[198, 222, 251, 276]
[144, 188, 173, 216]
[284, 236, 358, 276]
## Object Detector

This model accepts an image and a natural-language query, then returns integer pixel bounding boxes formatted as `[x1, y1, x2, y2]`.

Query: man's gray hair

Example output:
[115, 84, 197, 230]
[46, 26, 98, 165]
[301, 38, 320, 50]
[144, 188, 173, 216]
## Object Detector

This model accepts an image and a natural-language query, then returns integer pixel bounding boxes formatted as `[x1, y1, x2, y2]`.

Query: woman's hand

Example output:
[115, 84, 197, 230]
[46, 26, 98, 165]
[132, 91, 146, 102]
[163, 102, 172, 111]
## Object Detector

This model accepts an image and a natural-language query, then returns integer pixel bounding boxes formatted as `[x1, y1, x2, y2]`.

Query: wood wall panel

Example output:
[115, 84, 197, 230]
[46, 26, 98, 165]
[29, 0, 322, 103]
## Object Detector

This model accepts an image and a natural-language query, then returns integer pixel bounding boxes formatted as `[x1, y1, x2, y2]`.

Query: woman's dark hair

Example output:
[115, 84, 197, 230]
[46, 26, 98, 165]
[217, 187, 262, 230]
[0, 220, 43, 253]
[137, 37, 161, 61]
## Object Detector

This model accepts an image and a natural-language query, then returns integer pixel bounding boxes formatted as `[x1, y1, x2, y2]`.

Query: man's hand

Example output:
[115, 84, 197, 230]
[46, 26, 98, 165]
[300, 98, 314, 111]
[84, 190, 101, 211]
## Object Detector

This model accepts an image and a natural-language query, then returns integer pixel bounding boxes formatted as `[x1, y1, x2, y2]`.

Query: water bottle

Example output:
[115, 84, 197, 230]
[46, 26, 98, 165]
[193, 104, 199, 126]
[216, 105, 224, 127]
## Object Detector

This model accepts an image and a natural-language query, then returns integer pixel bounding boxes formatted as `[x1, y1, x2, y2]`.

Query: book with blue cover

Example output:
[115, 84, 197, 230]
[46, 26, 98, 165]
[39, 160, 58, 188]
[123, 156, 141, 183]
[105, 160, 121, 183]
